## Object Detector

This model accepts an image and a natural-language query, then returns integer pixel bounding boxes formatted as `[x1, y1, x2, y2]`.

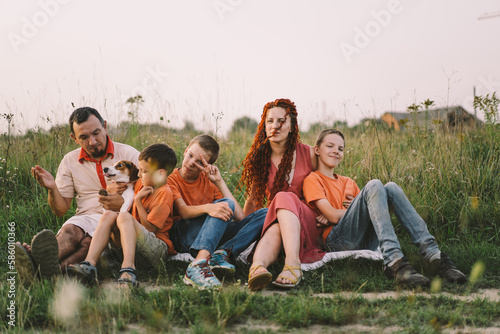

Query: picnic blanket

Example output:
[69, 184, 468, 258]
[168, 242, 383, 271]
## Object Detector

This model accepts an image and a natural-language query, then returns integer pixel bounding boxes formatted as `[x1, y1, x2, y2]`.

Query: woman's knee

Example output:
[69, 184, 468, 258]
[273, 192, 293, 202]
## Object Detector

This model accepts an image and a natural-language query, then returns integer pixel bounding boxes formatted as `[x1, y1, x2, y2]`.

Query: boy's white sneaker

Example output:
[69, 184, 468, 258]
[209, 249, 235, 278]
[184, 259, 222, 290]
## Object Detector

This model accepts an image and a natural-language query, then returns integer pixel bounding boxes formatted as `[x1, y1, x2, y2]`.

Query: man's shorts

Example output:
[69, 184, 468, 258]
[135, 224, 169, 267]
[57, 214, 102, 237]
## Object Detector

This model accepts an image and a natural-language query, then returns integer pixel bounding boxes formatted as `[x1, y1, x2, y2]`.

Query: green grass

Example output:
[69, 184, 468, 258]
[1, 115, 499, 332]
[1, 276, 499, 333]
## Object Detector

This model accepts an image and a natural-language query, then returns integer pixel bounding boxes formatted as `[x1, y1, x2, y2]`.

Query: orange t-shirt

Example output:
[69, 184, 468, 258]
[131, 179, 176, 255]
[167, 168, 223, 222]
[303, 171, 360, 241]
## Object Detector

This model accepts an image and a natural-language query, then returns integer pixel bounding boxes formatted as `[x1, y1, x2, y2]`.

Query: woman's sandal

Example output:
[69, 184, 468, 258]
[116, 267, 139, 288]
[271, 264, 302, 288]
[248, 265, 272, 291]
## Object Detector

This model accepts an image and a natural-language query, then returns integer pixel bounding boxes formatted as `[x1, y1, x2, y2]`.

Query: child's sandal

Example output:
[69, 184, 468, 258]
[116, 267, 139, 288]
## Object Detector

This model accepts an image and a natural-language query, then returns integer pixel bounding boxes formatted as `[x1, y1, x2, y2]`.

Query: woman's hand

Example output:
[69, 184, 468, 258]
[316, 214, 330, 227]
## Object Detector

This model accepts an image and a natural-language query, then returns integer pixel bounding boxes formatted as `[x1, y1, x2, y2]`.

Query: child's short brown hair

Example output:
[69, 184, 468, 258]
[139, 143, 177, 175]
[315, 129, 345, 147]
[188, 135, 219, 164]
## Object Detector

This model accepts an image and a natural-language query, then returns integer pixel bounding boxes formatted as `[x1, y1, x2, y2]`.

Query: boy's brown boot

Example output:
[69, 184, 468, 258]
[428, 252, 467, 284]
[384, 257, 430, 287]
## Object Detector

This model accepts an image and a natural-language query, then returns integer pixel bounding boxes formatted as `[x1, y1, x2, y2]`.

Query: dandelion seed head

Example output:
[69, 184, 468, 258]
[52, 279, 84, 326]
[430, 277, 442, 293]
[469, 261, 485, 284]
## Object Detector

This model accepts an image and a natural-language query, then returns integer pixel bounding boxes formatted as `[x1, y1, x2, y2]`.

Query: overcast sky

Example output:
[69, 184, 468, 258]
[1, 0, 499, 136]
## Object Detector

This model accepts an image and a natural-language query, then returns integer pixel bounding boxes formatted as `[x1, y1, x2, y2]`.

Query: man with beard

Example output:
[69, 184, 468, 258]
[15, 107, 139, 280]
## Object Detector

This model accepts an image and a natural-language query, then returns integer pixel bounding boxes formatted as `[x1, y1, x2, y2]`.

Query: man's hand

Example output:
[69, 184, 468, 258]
[194, 154, 223, 184]
[99, 192, 125, 211]
[206, 202, 233, 221]
[106, 182, 128, 195]
[31, 165, 56, 189]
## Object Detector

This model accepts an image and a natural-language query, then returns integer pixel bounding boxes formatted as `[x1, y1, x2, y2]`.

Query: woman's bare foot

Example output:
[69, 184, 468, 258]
[248, 264, 273, 291]
[273, 263, 302, 287]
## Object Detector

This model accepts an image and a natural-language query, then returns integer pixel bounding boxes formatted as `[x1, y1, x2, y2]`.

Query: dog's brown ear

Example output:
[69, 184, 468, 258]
[128, 162, 139, 182]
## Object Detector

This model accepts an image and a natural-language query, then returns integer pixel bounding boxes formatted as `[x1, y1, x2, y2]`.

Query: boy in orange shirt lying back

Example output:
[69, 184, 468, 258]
[303, 129, 467, 287]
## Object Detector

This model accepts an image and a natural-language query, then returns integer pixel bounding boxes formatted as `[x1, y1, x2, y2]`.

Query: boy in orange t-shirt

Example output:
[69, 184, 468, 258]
[68, 143, 177, 287]
[303, 129, 467, 287]
[168, 134, 267, 290]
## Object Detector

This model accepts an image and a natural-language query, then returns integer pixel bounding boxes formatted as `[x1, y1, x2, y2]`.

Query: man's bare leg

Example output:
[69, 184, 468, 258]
[57, 224, 86, 261]
[60, 236, 91, 269]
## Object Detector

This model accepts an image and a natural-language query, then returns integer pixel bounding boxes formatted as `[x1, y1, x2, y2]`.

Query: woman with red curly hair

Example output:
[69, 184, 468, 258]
[240, 98, 325, 291]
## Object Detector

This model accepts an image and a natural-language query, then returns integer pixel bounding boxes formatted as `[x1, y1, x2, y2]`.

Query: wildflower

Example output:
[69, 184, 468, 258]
[469, 261, 485, 284]
[470, 197, 479, 210]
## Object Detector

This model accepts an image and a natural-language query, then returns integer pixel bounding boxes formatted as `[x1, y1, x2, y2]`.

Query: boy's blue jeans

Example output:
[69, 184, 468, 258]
[325, 180, 440, 266]
[170, 198, 268, 260]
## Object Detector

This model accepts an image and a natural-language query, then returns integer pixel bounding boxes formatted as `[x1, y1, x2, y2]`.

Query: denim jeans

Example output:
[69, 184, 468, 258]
[170, 198, 267, 259]
[325, 180, 440, 265]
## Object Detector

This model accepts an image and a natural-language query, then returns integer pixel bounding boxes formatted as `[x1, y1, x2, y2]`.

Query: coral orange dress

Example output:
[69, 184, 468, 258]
[261, 143, 325, 263]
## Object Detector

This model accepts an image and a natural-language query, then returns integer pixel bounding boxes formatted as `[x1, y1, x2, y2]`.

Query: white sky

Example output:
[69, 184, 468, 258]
[1, 0, 499, 136]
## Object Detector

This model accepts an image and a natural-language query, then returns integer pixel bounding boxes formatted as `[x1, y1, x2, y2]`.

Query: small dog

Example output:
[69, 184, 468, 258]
[102, 160, 139, 212]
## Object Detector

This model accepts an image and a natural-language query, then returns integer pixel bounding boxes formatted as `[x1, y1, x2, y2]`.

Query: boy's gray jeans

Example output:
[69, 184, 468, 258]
[325, 179, 440, 266]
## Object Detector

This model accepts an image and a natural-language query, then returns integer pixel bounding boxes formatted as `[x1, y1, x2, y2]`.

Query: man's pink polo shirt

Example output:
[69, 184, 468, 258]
[55, 137, 139, 216]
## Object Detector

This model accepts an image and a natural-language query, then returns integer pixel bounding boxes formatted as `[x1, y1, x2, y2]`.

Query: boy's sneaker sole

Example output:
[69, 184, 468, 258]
[14, 243, 37, 284]
[211, 266, 235, 279]
[31, 229, 62, 279]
